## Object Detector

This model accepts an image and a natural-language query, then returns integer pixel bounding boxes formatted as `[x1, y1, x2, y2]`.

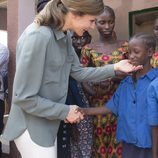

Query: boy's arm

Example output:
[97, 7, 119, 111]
[152, 126, 158, 158]
[78, 80, 122, 116]
[78, 106, 111, 115]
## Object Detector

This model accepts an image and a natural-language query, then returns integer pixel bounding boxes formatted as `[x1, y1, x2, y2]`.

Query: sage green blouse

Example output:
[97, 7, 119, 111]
[3, 23, 115, 147]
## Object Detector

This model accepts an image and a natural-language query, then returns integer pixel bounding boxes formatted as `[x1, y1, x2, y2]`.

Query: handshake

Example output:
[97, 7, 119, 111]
[64, 105, 87, 123]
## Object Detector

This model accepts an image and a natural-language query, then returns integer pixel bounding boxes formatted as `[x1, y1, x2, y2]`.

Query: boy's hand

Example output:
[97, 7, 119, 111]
[77, 107, 87, 116]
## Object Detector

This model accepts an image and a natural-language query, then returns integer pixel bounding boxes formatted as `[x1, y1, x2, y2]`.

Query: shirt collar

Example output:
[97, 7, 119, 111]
[53, 29, 66, 40]
[124, 68, 158, 83]
[142, 68, 158, 80]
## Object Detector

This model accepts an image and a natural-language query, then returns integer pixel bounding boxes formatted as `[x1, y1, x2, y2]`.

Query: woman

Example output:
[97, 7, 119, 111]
[58, 31, 93, 158]
[70, 31, 93, 158]
[81, 6, 128, 158]
[2, 1, 141, 158]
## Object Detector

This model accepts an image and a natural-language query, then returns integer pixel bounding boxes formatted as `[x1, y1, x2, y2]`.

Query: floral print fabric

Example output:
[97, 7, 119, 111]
[151, 51, 158, 68]
[81, 41, 128, 158]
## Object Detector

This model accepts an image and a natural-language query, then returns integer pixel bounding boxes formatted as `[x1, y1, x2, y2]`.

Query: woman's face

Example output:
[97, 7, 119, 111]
[96, 12, 115, 38]
[153, 19, 158, 41]
[70, 13, 96, 36]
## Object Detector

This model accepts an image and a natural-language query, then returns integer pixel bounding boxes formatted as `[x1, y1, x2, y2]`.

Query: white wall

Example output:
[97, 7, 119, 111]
[18, 0, 35, 36]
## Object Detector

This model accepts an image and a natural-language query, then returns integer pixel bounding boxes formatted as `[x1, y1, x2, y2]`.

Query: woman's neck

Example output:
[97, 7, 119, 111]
[99, 35, 116, 44]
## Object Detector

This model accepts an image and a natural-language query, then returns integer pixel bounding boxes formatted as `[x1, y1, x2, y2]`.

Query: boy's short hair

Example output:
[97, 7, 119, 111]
[130, 32, 156, 51]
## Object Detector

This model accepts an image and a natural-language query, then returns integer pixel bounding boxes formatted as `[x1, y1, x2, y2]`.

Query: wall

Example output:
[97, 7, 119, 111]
[135, 21, 154, 34]
[18, 0, 35, 36]
[0, 8, 7, 30]
[91, 0, 158, 41]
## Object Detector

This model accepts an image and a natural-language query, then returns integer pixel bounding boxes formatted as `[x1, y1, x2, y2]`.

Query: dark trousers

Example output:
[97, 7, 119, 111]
[0, 99, 4, 155]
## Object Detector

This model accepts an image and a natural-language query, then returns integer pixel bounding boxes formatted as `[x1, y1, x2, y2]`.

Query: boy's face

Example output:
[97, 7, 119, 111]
[128, 38, 151, 66]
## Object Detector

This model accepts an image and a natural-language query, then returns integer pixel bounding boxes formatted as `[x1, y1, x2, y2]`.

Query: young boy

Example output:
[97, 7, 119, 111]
[79, 32, 157, 158]
[147, 77, 158, 158]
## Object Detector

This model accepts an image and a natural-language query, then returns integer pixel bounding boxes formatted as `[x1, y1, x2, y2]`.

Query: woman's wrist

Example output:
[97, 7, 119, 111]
[114, 63, 119, 71]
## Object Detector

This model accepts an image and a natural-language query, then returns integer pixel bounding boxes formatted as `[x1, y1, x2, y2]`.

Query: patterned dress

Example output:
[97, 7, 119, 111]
[68, 78, 93, 158]
[81, 41, 128, 158]
[58, 77, 93, 158]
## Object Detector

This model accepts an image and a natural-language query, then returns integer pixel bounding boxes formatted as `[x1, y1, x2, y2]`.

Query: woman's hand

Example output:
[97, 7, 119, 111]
[65, 105, 84, 123]
[114, 59, 143, 73]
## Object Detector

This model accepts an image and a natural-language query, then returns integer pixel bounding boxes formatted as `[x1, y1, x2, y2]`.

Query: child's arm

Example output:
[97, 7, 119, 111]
[79, 81, 121, 116]
[152, 126, 158, 158]
[78, 106, 112, 115]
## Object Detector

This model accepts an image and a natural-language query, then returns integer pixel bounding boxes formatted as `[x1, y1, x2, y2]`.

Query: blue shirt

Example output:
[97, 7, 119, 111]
[107, 68, 158, 148]
[147, 77, 158, 126]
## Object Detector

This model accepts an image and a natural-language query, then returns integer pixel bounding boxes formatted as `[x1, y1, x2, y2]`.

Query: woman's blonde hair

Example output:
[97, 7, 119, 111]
[34, 0, 104, 30]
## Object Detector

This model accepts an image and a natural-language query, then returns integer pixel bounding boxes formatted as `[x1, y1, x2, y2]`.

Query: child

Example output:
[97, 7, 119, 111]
[79, 32, 157, 158]
[147, 78, 158, 158]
